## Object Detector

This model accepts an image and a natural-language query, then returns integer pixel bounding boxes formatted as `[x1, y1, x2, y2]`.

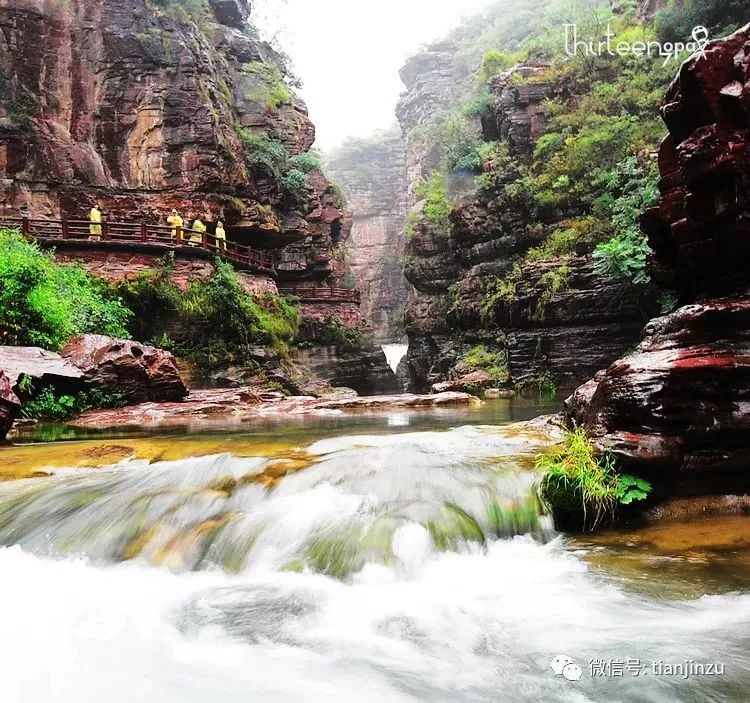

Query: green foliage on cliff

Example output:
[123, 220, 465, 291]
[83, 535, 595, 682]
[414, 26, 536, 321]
[655, 0, 747, 42]
[280, 168, 310, 195]
[537, 428, 652, 531]
[411, 0, 696, 289]
[532, 265, 572, 321]
[0, 229, 132, 350]
[299, 316, 368, 352]
[461, 345, 509, 382]
[406, 173, 452, 237]
[241, 62, 293, 109]
[240, 130, 312, 198]
[116, 257, 300, 358]
[593, 157, 660, 284]
[149, 0, 208, 25]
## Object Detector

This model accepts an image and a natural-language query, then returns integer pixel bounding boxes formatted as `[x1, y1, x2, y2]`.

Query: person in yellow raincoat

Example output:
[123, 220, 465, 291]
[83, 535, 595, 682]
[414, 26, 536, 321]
[215, 220, 227, 252]
[167, 208, 183, 239]
[189, 216, 206, 246]
[89, 205, 103, 240]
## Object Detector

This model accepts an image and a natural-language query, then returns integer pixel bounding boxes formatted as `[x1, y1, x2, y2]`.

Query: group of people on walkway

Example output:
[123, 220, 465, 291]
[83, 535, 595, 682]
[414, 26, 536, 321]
[88, 205, 227, 250]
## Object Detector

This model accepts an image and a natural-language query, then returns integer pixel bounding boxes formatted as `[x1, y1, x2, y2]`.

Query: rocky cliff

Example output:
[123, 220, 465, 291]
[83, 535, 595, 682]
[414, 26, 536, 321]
[567, 24, 750, 503]
[0, 0, 345, 283]
[398, 53, 659, 393]
[325, 129, 411, 343]
[0, 0, 403, 392]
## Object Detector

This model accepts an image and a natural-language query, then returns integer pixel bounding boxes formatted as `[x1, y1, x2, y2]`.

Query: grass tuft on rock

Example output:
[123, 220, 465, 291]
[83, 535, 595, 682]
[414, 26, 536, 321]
[536, 428, 651, 532]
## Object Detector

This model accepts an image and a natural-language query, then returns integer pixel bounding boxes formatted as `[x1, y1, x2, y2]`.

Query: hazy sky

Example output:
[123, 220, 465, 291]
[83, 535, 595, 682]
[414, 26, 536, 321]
[253, 0, 494, 152]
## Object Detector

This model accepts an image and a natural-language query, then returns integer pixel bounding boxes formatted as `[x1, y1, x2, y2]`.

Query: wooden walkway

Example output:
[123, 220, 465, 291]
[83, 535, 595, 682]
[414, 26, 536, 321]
[2, 216, 275, 274]
[278, 285, 361, 304]
[2, 216, 362, 304]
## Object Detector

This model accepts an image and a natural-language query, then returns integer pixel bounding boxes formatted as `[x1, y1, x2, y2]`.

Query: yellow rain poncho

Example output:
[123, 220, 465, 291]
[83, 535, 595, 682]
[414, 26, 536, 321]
[89, 207, 102, 239]
[167, 212, 183, 239]
[189, 219, 207, 246]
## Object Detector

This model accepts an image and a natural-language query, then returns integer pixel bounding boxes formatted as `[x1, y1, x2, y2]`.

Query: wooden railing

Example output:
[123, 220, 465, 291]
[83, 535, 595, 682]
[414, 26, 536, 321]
[279, 285, 361, 304]
[1, 216, 275, 273]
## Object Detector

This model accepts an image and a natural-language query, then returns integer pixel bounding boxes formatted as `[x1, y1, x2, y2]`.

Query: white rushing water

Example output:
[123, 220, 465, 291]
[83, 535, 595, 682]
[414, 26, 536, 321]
[381, 343, 408, 373]
[0, 424, 749, 702]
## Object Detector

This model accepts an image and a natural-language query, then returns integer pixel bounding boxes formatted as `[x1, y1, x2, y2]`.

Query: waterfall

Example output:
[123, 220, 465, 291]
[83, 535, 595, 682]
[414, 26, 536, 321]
[381, 343, 408, 373]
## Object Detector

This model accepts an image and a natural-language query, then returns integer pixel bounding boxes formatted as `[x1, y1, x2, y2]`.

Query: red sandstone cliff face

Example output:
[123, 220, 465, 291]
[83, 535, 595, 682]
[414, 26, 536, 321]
[0, 0, 344, 283]
[567, 24, 750, 501]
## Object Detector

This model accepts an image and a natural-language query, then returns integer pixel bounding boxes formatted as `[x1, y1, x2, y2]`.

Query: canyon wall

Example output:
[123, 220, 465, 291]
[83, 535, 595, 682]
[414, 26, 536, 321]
[397, 45, 658, 393]
[325, 129, 410, 343]
[566, 24, 750, 503]
[0, 0, 345, 286]
[0, 0, 398, 392]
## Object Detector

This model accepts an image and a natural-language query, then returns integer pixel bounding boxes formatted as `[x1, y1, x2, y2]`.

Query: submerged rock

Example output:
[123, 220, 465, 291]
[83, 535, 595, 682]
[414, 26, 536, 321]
[61, 335, 188, 404]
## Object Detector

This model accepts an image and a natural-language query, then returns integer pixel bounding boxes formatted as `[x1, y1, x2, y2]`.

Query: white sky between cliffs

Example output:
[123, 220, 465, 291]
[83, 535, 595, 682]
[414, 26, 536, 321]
[253, 0, 495, 152]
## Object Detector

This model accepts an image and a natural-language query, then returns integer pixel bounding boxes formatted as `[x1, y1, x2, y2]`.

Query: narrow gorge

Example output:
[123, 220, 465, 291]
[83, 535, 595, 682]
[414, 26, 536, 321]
[1, 1, 749, 700]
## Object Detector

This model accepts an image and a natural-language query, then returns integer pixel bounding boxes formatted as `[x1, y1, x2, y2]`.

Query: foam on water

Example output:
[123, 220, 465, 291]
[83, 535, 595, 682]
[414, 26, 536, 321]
[1, 535, 749, 703]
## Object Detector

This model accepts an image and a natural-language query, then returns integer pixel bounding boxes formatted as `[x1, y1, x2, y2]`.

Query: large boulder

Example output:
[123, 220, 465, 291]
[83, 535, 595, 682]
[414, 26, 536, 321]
[0, 346, 84, 393]
[61, 336, 188, 404]
[0, 371, 21, 440]
[565, 300, 750, 496]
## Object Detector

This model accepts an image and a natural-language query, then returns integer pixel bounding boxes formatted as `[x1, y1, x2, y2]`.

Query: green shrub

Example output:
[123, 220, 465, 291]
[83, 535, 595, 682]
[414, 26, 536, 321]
[281, 168, 310, 196]
[478, 48, 518, 83]
[240, 62, 292, 109]
[289, 150, 322, 172]
[20, 385, 127, 421]
[0, 229, 131, 350]
[655, 0, 746, 42]
[461, 345, 509, 382]
[116, 258, 300, 358]
[593, 158, 659, 285]
[303, 316, 368, 351]
[413, 173, 452, 235]
[240, 130, 287, 174]
[537, 428, 652, 531]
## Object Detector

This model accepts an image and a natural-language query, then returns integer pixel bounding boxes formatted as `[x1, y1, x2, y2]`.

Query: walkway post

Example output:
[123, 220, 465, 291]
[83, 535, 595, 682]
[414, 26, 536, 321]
[21, 217, 29, 237]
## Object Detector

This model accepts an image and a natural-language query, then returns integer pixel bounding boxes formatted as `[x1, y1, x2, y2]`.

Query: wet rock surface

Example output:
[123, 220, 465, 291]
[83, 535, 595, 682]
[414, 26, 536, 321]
[61, 335, 188, 403]
[68, 390, 481, 430]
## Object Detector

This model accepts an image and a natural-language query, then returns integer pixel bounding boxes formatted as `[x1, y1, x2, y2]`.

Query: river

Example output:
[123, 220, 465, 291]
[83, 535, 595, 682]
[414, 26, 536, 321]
[0, 398, 748, 702]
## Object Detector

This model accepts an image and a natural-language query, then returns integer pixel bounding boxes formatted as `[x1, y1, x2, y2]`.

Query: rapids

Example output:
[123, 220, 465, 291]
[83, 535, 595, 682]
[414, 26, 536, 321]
[0, 402, 749, 702]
